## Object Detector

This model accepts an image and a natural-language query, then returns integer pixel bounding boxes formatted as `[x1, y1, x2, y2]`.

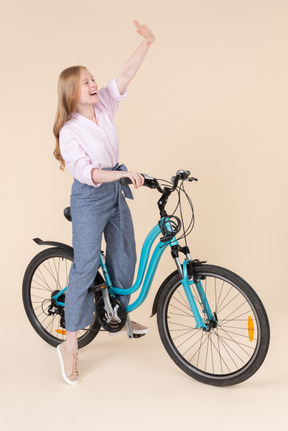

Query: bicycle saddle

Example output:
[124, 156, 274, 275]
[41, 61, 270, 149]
[64, 207, 72, 222]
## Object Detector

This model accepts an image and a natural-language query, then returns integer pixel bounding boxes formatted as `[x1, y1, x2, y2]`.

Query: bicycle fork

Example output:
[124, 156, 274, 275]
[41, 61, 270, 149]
[174, 254, 216, 331]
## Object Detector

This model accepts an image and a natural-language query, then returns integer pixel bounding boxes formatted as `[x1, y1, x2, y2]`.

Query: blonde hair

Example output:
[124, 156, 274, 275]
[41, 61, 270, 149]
[53, 65, 86, 170]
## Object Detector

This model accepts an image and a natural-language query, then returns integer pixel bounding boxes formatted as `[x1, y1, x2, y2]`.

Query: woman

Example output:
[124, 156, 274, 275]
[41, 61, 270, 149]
[53, 21, 155, 385]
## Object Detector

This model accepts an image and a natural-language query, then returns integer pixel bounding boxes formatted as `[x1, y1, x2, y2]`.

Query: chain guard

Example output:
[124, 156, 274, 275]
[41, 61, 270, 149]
[96, 296, 127, 333]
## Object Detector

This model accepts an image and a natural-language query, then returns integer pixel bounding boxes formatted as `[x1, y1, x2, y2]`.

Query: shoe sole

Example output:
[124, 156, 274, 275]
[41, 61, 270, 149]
[109, 329, 149, 337]
[57, 344, 79, 386]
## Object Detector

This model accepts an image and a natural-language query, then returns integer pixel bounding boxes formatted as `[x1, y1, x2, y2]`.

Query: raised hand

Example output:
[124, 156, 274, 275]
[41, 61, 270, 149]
[133, 20, 155, 47]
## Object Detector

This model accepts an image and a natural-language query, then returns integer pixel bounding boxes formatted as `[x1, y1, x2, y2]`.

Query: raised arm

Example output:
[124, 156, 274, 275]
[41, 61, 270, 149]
[116, 20, 155, 95]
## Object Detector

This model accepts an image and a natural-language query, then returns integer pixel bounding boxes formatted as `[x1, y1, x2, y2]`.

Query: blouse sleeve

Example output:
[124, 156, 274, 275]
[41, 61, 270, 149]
[59, 127, 101, 187]
[97, 77, 127, 120]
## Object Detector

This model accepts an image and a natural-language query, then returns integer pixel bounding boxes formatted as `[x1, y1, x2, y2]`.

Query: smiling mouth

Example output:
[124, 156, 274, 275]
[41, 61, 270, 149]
[90, 91, 98, 96]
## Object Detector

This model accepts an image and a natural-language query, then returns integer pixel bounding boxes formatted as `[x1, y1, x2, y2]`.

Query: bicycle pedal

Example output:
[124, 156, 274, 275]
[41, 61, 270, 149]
[88, 283, 106, 293]
[133, 334, 146, 339]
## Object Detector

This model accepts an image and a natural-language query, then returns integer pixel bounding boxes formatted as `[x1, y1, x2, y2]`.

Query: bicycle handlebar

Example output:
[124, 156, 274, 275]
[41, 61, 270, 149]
[119, 170, 198, 192]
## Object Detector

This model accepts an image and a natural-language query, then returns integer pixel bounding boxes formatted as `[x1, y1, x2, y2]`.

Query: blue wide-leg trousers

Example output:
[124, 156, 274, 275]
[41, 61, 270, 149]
[65, 176, 136, 332]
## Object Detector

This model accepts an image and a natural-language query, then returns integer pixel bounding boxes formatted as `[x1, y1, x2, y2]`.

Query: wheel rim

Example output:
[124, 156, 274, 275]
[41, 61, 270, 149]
[163, 273, 261, 379]
[28, 254, 95, 343]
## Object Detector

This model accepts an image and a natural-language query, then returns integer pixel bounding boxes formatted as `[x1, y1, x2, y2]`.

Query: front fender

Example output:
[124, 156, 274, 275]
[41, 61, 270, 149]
[33, 238, 73, 256]
[151, 270, 178, 317]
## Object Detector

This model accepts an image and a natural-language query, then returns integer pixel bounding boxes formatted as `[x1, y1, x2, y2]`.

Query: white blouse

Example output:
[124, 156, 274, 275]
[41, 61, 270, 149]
[59, 78, 127, 187]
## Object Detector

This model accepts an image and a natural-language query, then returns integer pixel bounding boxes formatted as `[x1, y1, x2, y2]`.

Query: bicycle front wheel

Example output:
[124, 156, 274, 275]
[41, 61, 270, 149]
[22, 247, 101, 348]
[157, 264, 270, 386]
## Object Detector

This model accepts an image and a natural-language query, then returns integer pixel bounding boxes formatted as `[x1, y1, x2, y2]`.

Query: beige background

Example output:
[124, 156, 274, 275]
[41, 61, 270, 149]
[1, 0, 287, 430]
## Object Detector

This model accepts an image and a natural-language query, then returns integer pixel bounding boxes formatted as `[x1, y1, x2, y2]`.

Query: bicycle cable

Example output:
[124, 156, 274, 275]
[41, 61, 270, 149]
[177, 180, 195, 245]
[155, 178, 195, 244]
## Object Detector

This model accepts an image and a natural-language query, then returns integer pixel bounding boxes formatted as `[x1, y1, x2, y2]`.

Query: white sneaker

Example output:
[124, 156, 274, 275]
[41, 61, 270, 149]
[57, 342, 79, 385]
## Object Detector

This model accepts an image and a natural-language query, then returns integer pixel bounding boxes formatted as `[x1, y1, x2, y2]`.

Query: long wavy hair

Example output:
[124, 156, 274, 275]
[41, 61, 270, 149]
[53, 65, 86, 170]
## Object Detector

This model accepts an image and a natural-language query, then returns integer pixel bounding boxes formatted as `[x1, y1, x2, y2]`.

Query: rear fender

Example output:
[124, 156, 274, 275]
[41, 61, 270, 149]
[33, 238, 73, 256]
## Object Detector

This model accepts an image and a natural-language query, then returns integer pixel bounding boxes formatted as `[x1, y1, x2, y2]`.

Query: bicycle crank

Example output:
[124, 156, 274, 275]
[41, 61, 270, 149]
[96, 296, 127, 333]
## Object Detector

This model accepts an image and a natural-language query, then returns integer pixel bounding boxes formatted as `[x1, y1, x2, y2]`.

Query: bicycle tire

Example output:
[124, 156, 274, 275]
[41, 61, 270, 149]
[22, 247, 101, 348]
[157, 264, 270, 386]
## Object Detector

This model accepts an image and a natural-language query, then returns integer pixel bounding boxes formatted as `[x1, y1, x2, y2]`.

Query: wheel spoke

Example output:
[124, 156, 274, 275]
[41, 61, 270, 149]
[172, 294, 193, 313]
[169, 303, 194, 318]
[33, 272, 53, 292]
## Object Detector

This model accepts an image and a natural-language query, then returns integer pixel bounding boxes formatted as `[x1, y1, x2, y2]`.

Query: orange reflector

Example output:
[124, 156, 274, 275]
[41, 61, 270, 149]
[248, 316, 254, 342]
[55, 329, 66, 335]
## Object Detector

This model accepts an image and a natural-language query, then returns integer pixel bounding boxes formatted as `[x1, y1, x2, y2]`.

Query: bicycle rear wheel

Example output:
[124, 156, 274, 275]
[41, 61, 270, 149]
[157, 264, 270, 386]
[22, 247, 101, 348]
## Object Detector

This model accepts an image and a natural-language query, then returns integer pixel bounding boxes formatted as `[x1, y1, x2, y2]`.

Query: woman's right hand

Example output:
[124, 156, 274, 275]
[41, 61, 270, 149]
[121, 171, 144, 188]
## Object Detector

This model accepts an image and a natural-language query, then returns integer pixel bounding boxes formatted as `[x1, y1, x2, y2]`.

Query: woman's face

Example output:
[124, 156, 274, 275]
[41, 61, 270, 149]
[77, 69, 99, 107]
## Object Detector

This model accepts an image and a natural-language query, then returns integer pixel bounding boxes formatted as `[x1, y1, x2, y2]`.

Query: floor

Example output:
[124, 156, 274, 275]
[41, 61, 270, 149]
[2, 306, 287, 431]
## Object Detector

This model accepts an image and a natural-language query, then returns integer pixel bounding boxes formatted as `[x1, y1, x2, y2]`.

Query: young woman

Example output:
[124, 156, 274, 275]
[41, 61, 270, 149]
[53, 21, 155, 385]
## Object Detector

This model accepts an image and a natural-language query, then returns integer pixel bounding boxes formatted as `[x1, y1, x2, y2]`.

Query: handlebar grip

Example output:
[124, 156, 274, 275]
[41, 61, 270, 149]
[119, 177, 132, 186]
[119, 174, 160, 190]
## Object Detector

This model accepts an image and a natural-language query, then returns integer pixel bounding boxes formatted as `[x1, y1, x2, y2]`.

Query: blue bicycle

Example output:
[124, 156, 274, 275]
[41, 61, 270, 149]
[22, 169, 270, 386]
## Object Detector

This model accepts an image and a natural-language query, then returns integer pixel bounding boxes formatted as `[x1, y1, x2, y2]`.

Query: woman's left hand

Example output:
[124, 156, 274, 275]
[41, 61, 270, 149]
[134, 20, 155, 47]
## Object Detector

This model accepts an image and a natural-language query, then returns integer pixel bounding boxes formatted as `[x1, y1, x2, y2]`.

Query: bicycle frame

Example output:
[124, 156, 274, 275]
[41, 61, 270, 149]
[106, 222, 173, 312]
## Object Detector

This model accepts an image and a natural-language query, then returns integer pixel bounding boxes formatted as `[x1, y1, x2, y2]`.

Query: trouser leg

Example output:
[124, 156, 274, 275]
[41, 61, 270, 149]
[65, 189, 108, 332]
[104, 198, 136, 308]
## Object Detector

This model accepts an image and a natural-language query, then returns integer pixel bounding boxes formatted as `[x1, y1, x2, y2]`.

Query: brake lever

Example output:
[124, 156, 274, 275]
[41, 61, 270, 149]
[171, 172, 197, 189]
[142, 174, 160, 189]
